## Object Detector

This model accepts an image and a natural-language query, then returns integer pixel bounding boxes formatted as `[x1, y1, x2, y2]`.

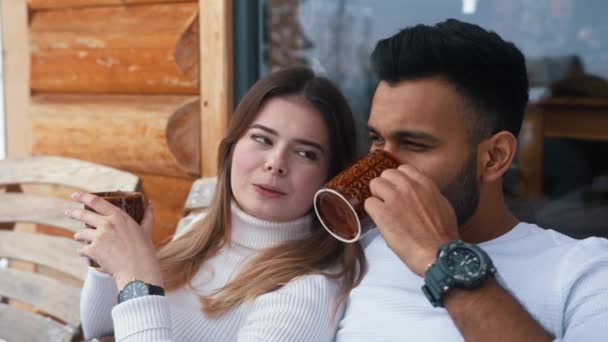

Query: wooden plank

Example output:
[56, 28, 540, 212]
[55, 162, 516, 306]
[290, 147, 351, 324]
[0, 194, 85, 234]
[518, 107, 545, 199]
[537, 96, 608, 108]
[30, 3, 199, 94]
[1, 0, 31, 157]
[544, 109, 608, 141]
[0, 230, 87, 281]
[28, 0, 191, 10]
[0, 156, 140, 191]
[184, 177, 217, 209]
[0, 302, 76, 342]
[199, 0, 233, 177]
[0, 268, 81, 325]
[138, 173, 193, 245]
[30, 95, 201, 178]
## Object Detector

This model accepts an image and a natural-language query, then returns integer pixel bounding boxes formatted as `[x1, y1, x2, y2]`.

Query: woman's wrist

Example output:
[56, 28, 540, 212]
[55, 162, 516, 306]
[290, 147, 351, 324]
[114, 267, 164, 290]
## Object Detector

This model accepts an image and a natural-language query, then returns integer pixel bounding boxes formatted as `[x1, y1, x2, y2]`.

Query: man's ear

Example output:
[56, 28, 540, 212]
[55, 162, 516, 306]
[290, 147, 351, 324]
[478, 131, 517, 183]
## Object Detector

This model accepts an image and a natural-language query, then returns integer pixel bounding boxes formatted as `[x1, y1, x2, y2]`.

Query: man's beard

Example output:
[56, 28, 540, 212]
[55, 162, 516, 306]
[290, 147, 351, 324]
[440, 151, 480, 226]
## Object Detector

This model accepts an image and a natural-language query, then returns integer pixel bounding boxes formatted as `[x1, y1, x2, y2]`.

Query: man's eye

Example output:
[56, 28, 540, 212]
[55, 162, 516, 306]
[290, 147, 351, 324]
[251, 134, 271, 145]
[401, 141, 428, 151]
[297, 150, 318, 161]
[369, 134, 384, 145]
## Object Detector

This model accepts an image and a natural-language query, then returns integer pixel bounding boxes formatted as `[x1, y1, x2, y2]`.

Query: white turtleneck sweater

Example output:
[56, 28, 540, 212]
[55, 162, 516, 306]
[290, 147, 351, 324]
[80, 204, 344, 342]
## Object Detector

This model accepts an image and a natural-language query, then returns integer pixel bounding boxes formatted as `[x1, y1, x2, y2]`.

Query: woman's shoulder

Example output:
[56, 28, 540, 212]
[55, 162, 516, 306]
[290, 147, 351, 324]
[277, 271, 342, 298]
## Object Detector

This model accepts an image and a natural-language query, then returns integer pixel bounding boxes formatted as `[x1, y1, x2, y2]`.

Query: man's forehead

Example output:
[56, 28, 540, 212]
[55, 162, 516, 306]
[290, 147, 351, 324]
[369, 79, 470, 135]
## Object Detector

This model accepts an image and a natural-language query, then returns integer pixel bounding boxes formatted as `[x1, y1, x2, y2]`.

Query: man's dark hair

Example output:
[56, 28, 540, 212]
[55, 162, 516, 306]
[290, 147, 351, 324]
[371, 19, 529, 142]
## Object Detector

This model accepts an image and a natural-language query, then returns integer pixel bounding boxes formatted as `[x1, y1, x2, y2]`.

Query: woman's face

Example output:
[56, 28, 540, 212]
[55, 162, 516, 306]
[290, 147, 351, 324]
[230, 95, 330, 222]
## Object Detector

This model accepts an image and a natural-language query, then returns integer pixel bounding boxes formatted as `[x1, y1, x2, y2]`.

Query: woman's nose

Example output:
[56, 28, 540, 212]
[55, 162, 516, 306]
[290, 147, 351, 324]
[264, 152, 287, 176]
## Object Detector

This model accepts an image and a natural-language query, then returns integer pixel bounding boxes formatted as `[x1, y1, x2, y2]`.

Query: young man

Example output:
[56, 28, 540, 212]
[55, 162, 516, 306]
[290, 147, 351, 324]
[336, 19, 608, 341]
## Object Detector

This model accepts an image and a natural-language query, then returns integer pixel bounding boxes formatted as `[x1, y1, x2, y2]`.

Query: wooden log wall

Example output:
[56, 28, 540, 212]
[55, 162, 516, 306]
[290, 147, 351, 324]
[26, 1, 206, 243]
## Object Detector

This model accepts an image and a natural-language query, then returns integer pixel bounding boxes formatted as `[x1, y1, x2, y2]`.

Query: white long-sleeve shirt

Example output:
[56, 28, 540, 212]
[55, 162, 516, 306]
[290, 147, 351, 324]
[336, 222, 608, 341]
[80, 204, 344, 341]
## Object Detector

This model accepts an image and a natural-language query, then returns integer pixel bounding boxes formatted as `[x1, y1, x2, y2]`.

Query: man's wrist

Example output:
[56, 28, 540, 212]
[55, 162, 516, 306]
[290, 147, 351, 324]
[443, 276, 499, 315]
[422, 240, 495, 307]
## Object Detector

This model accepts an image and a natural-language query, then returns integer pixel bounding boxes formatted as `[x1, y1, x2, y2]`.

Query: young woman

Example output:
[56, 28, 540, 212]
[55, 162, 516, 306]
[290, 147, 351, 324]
[68, 67, 366, 341]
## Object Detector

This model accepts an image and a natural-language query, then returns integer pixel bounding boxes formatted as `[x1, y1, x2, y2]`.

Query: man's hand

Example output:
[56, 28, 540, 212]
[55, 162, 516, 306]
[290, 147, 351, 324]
[364, 164, 460, 276]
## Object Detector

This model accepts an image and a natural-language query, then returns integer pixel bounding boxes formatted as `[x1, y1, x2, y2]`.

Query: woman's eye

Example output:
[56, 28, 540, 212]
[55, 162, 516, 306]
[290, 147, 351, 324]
[251, 134, 271, 145]
[297, 150, 318, 161]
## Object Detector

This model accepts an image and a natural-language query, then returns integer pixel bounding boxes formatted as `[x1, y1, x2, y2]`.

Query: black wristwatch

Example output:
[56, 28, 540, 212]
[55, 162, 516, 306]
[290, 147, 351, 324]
[421, 240, 496, 308]
[117, 280, 165, 304]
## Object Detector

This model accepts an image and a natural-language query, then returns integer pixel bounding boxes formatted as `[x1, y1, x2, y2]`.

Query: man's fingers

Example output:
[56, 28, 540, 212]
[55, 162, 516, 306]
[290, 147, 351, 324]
[369, 176, 398, 202]
[396, 164, 436, 189]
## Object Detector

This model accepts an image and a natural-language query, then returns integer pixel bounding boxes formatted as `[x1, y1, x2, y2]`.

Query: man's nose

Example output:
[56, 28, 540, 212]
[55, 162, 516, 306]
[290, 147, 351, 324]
[372, 144, 399, 159]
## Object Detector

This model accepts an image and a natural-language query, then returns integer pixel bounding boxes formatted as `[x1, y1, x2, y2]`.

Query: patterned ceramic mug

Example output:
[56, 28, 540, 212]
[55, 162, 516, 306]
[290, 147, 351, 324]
[314, 150, 400, 242]
[85, 191, 145, 267]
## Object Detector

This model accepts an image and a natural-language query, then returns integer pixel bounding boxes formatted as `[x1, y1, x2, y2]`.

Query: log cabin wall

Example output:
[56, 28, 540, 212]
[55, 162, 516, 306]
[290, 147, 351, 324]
[2, 0, 233, 244]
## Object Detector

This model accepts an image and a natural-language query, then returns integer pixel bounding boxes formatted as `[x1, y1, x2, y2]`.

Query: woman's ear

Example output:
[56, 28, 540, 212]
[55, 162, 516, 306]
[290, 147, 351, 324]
[478, 131, 517, 183]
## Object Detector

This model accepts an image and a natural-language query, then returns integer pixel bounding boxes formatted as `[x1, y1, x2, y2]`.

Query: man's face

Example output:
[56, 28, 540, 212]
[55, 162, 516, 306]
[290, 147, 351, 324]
[368, 78, 480, 225]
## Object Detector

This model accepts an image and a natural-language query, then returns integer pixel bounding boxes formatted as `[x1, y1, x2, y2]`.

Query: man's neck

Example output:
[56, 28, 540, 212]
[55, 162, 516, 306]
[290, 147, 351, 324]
[459, 185, 519, 244]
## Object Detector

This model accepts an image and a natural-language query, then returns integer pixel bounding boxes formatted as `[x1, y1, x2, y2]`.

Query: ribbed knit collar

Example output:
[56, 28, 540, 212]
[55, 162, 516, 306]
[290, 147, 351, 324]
[230, 202, 313, 249]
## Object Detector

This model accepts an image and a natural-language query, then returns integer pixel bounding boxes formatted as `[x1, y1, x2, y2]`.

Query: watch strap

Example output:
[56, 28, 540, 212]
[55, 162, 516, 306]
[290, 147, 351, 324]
[422, 263, 452, 307]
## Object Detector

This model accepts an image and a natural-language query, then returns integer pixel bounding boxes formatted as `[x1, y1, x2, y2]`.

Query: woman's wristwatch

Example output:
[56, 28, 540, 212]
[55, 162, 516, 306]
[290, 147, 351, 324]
[117, 279, 165, 304]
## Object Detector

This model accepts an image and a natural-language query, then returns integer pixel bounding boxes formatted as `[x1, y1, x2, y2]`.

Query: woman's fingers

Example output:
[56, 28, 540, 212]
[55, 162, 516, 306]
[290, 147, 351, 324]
[74, 228, 99, 243]
[65, 208, 111, 230]
[140, 201, 155, 235]
[71, 192, 119, 216]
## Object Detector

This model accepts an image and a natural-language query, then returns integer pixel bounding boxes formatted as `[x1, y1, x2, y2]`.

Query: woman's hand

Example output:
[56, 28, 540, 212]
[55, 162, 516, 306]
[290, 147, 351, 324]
[66, 192, 163, 290]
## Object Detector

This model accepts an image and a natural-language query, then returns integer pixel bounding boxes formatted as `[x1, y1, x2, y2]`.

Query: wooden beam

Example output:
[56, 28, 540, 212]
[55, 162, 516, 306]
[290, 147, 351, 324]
[0, 156, 140, 191]
[137, 173, 193, 246]
[30, 3, 199, 94]
[28, 0, 192, 10]
[30, 94, 201, 178]
[518, 107, 545, 199]
[199, 0, 233, 177]
[1, 0, 31, 157]
[0, 303, 76, 342]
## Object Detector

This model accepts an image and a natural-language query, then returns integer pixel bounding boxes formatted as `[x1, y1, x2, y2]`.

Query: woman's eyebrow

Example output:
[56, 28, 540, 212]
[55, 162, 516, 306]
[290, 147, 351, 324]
[293, 139, 325, 153]
[251, 124, 325, 153]
[250, 124, 278, 135]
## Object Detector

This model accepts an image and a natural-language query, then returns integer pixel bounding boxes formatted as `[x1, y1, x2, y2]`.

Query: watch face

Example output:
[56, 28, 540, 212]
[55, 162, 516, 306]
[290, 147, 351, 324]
[444, 247, 482, 281]
[122, 281, 149, 301]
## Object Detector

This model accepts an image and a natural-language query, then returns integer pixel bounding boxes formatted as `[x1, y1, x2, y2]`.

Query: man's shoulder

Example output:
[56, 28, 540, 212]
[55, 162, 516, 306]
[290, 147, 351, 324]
[521, 222, 608, 254]
[499, 222, 608, 278]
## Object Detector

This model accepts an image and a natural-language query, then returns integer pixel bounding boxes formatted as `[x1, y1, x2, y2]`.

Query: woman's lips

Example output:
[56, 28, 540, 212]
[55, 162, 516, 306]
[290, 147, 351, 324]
[253, 184, 286, 197]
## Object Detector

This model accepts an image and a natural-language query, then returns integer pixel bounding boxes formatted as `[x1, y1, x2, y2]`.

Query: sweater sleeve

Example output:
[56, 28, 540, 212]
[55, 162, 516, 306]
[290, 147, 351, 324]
[236, 274, 345, 342]
[111, 295, 173, 341]
[557, 238, 608, 341]
[80, 266, 119, 340]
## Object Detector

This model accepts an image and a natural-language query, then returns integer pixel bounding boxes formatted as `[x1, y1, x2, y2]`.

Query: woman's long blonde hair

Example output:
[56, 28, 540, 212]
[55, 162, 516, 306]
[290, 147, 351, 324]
[157, 67, 366, 317]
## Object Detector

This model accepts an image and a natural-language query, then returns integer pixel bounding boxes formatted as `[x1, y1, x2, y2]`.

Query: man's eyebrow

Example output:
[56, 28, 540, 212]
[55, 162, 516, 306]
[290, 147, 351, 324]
[251, 124, 325, 153]
[367, 125, 440, 144]
[393, 130, 440, 144]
